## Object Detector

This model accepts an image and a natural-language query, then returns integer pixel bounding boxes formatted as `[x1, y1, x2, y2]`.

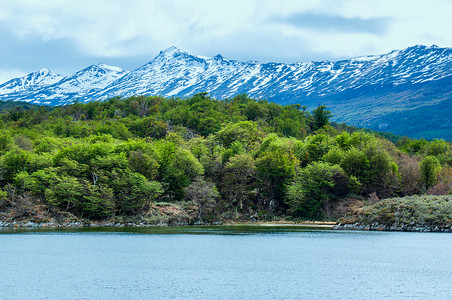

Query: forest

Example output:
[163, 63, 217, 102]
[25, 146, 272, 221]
[0, 93, 451, 224]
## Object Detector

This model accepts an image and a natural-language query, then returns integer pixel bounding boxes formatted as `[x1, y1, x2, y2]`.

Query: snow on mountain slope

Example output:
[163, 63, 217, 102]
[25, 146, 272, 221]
[0, 69, 63, 95]
[53, 64, 127, 93]
[39, 64, 128, 103]
[0, 64, 127, 105]
[1, 45, 451, 139]
[0, 45, 451, 107]
[92, 45, 452, 104]
[94, 46, 264, 100]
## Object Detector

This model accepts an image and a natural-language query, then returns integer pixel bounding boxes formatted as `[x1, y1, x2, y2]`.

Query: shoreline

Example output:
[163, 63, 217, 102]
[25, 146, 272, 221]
[0, 219, 336, 229]
[2, 219, 452, 232]
[2, 218, 451, 232]
[335, 223, 452, 232]
[223, 221, 336, 229]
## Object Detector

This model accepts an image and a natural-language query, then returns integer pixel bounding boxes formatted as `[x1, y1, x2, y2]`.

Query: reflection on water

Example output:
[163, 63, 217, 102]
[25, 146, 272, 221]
[1, 225, 451, 299]
[0, 224, 333, 235]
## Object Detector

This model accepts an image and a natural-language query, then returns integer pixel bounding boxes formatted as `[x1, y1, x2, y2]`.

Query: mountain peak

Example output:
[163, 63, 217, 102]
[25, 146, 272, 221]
[50, 63, 127, 95]
[401, 44, 450, 53]
[154, 46, 212, 61]
[1, 44, 451, 109]
[0, 69, 63, 95]
[96, 64, 124, 72]
[38, 68, 51, 74]
[0, 44, 450, 139]
[80, 64, 124, 73]
[157, 46, 184, 57]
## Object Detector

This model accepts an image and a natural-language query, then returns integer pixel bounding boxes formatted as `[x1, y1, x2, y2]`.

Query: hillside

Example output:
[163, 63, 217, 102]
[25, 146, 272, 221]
[0, 95, 450, 226]
[313, 75, 452, 140]
[0, 100, 38, 114]
[0, 45, 451, 140]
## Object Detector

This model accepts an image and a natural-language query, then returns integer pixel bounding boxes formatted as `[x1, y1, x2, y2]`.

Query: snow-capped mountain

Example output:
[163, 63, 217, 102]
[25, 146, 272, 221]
[0, 45, 451, 139]
[95, 45, 452, 105]
[0, 69, 63, 95]
[50, 64, 127, 93]
[1, 45, 451, 106]
[0, 64, 127, 105]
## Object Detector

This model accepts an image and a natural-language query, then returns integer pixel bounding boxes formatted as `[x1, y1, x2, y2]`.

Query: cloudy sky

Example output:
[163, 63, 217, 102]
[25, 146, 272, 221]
[0, 0, 450, 83]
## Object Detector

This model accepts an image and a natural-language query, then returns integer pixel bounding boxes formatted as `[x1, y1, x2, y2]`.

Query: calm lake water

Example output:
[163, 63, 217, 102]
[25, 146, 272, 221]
[1, 225, 451, 300]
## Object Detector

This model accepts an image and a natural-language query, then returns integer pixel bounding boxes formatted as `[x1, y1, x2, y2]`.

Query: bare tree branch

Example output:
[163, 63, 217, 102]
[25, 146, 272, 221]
[92, 172, 99, 186]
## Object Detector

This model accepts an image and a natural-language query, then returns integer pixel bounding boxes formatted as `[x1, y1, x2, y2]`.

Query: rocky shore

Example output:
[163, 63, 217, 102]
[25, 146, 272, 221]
[3, 218, 449, 232]
[0, 219, 203, 228]
[3, 195, 451, 232]
[334, 222, 452, 232]
[0, 202, 209, 228]
[0, 221, 223, 228]
[336, 195, 452, 232]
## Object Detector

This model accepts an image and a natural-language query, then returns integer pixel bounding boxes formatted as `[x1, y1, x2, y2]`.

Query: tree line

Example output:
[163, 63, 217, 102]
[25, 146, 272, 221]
[0, 93, 450, 221]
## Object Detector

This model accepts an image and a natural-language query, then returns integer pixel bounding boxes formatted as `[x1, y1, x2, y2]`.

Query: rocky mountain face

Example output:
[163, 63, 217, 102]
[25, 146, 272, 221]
[0, 69, 63, 95]
[0, 64, 126, 105]
[1, 45, 451, 139]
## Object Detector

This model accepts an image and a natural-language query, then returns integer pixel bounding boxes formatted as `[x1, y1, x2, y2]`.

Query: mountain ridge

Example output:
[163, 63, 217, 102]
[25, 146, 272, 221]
[0, 44, 451, 139]
[0, 69, 63, 95]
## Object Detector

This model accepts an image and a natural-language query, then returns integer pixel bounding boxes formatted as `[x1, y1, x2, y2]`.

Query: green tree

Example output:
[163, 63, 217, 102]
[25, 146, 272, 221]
[424, 139, 449, 157]
[80, 183, 116, 219]
[2, 149, 31, 182]
[109, 170, 163, 214]
[286, 162, 358, 218]
[185, 178, 219, 221]
[0, 131, 12, 153]
[128, 150, 160, 180]
[340, 148, 370, 188]
[364, 144, 399, 196]
[215, 121, 264, 150]
[221, 154, 257, 211]
[157, 144, 204, 201]
[306, 134, 332, 163]
[256, 148, 296, 210]
[323, 148, 345, 165]
[419, 156, 441, 190]
[44, 175, 84, 211]
[129, 116, 167, 138]
[311, 105, 332, 130]
[245, 101, 267, 121]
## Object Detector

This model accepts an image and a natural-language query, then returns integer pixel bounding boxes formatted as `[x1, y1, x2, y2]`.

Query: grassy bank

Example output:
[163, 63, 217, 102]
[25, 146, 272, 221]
[337, 195, 452, 231]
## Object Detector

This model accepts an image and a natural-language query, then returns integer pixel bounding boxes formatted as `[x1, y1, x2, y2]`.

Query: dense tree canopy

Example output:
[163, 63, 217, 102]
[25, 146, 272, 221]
[0, 94, 450, 221]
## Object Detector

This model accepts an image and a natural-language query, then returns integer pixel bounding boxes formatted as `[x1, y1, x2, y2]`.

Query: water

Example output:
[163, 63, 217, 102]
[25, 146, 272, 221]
[1, 225, 451, 299]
